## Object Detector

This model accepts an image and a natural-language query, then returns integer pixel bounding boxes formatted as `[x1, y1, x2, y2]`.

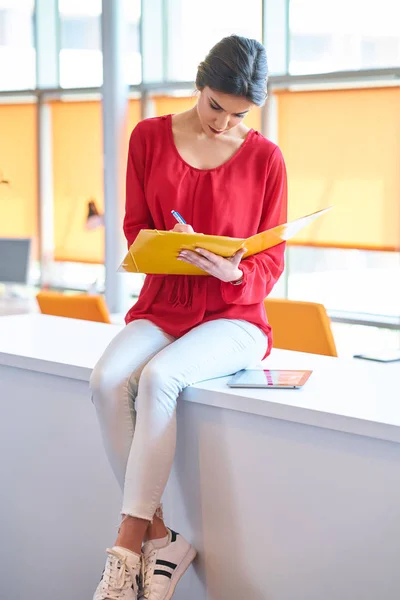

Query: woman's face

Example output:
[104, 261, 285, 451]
[197, 87, 255, 137]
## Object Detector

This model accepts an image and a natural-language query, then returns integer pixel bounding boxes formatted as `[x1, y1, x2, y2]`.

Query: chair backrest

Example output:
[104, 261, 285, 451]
[264, 298, 338, 357]
[36, 291, 111, 324]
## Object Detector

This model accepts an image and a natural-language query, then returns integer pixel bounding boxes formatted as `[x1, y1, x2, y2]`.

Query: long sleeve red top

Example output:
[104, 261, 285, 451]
[124, 114, 287, 356]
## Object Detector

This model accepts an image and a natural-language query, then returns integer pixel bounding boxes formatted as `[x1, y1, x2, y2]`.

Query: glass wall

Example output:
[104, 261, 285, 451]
[59, 0, 141, 87]
[0, 0, 35, 90]
[59, 0, 102, 87]
[287, 247, 400, 318]
[289, 0, 400, 73]
[166, 0, 263, 81]
[0, 102, 37, 246]
[0, 0, 399, 343]
[51, 98, 140, 264]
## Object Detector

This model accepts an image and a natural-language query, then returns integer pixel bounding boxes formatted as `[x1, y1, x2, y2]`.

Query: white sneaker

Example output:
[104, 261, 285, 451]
[94, 547, 141, 600]
[139, 529, 197, 600]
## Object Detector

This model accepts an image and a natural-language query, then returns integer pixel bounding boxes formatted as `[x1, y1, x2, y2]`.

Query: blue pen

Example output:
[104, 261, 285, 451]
[171, 210, 187, 225]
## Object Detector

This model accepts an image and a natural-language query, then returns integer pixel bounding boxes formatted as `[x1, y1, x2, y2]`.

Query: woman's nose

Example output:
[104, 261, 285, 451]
[214, 115, 229, 131]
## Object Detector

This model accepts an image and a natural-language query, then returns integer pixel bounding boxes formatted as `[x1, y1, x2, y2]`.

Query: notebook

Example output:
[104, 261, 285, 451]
[119, 207, 331, 276]
[228, 369, 312, 389]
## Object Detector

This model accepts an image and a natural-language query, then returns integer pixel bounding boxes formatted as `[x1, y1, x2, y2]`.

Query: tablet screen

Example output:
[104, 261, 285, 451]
[228, 369, 312, 388]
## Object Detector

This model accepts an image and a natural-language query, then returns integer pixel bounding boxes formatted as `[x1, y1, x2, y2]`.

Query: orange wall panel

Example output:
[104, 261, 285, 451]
[154, 95, 197, 116]
[0, 103, 38, 251]
[277, 87, 400, 250]
[244, 107, 261, 132]
[52, 99, 140, 263]
[52, 100, 103, 263]
[128, 98, 141, 133]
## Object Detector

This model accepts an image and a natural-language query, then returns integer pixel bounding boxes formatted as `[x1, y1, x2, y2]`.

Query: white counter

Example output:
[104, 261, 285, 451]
[0, 313, 399, 443]
[1, 314, 400, 600]
[0, 313, 121, 380]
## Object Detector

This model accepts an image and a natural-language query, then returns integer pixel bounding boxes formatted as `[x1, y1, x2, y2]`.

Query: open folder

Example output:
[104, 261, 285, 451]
[119, 207, 331, 276]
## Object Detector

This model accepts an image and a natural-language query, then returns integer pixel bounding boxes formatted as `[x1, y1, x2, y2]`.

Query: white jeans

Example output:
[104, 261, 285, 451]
[90, 318, 267, 521]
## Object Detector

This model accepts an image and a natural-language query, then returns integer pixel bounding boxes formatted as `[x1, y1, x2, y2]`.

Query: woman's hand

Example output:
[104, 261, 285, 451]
[170, 223, 194, 234]
[178, 247, 246, 283]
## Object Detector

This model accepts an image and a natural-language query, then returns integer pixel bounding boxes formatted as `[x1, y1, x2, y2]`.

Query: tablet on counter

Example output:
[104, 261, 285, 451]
[228, 369, 312, 389]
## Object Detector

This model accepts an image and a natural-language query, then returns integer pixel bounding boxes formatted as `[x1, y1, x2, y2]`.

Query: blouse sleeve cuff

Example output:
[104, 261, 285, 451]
[220, 268, 248, 304]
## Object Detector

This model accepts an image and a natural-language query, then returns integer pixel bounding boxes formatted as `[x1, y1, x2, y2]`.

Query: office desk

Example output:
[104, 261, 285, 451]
[0, 314, 399, 600]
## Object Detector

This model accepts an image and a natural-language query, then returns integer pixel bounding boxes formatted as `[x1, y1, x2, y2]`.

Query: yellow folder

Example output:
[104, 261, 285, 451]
[119, 207, 331, 276]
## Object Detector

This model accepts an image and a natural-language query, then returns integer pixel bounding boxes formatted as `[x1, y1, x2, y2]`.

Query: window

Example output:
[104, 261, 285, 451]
[332, 322, 400, 357]
[166, 0, 263, 82]
[59, 0, 102, 88]
[51, 100, 104, 262]
[125, 1, 141, 85]
[51, 98, 140, 263]
[287, 247, 400, 319]
[0, 103, 38, 250]
[277, 86, 400, 319]
[59, 0, 141, 88]
[0, 0, 35, 90]
[277, 87, 400, 252]
[289, 0, 400, 74]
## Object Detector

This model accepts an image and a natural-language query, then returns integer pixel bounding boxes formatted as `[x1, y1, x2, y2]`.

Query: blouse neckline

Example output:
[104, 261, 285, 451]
[166, 113, 255, 173]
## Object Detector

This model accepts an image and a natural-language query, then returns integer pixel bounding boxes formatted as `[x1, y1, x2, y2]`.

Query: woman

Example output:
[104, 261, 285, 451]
[91, 34, 287, 600]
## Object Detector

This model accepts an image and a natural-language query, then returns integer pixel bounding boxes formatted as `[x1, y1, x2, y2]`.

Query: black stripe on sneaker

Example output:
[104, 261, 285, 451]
[169, 529, 178, 542]
[156, 559, 177, 569]
[154, 569, 172, 579]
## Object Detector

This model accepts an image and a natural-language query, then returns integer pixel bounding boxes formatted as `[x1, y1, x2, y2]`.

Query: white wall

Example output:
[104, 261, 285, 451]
[1, 363, 400, 599]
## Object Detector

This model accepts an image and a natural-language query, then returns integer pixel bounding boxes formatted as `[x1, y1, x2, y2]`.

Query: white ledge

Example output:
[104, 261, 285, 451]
[0, 314, 399, 443]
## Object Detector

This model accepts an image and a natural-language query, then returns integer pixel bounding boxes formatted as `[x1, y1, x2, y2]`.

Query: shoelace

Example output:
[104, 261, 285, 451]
[140, 550, 157, 599]
[100, 548, 136, 599]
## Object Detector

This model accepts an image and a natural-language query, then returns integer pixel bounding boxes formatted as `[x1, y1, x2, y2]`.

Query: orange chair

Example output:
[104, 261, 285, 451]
[36, 291, 111, 324]
[264, 298, 338, 357]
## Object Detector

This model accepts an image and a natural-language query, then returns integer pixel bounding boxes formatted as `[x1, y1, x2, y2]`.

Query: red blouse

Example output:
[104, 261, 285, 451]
[124, 114, 287, 356]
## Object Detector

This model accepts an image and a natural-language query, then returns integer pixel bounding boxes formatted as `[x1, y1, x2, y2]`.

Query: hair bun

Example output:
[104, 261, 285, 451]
[196, 35, 268, 106]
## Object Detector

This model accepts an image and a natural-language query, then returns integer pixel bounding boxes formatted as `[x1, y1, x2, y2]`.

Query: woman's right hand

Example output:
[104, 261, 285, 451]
[170, 223, 194, 234]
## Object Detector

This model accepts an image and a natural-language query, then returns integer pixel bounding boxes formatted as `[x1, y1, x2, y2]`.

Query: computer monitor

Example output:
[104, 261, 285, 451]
[0, 238, 32, 285]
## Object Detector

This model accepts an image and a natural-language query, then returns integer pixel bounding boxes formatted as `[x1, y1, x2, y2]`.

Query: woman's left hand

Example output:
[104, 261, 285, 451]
[178, 247, 246, 283]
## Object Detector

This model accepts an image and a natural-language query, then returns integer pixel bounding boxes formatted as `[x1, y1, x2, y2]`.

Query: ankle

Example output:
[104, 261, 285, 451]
[145, 516, 168, 542]
[115, 515, 149, 555]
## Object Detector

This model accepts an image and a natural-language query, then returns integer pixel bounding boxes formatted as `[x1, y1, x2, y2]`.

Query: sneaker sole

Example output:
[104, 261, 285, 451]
[163, 545, 197, 600]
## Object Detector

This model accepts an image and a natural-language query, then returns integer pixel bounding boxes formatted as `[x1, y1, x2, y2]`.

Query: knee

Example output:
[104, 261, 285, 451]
[138, 361, 181, 416]
[90, 358, 115, 400]
[90, 354, 139, 405]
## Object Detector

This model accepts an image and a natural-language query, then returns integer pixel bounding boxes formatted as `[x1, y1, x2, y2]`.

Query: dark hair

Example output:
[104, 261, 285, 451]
[196, 35, 268, 106]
